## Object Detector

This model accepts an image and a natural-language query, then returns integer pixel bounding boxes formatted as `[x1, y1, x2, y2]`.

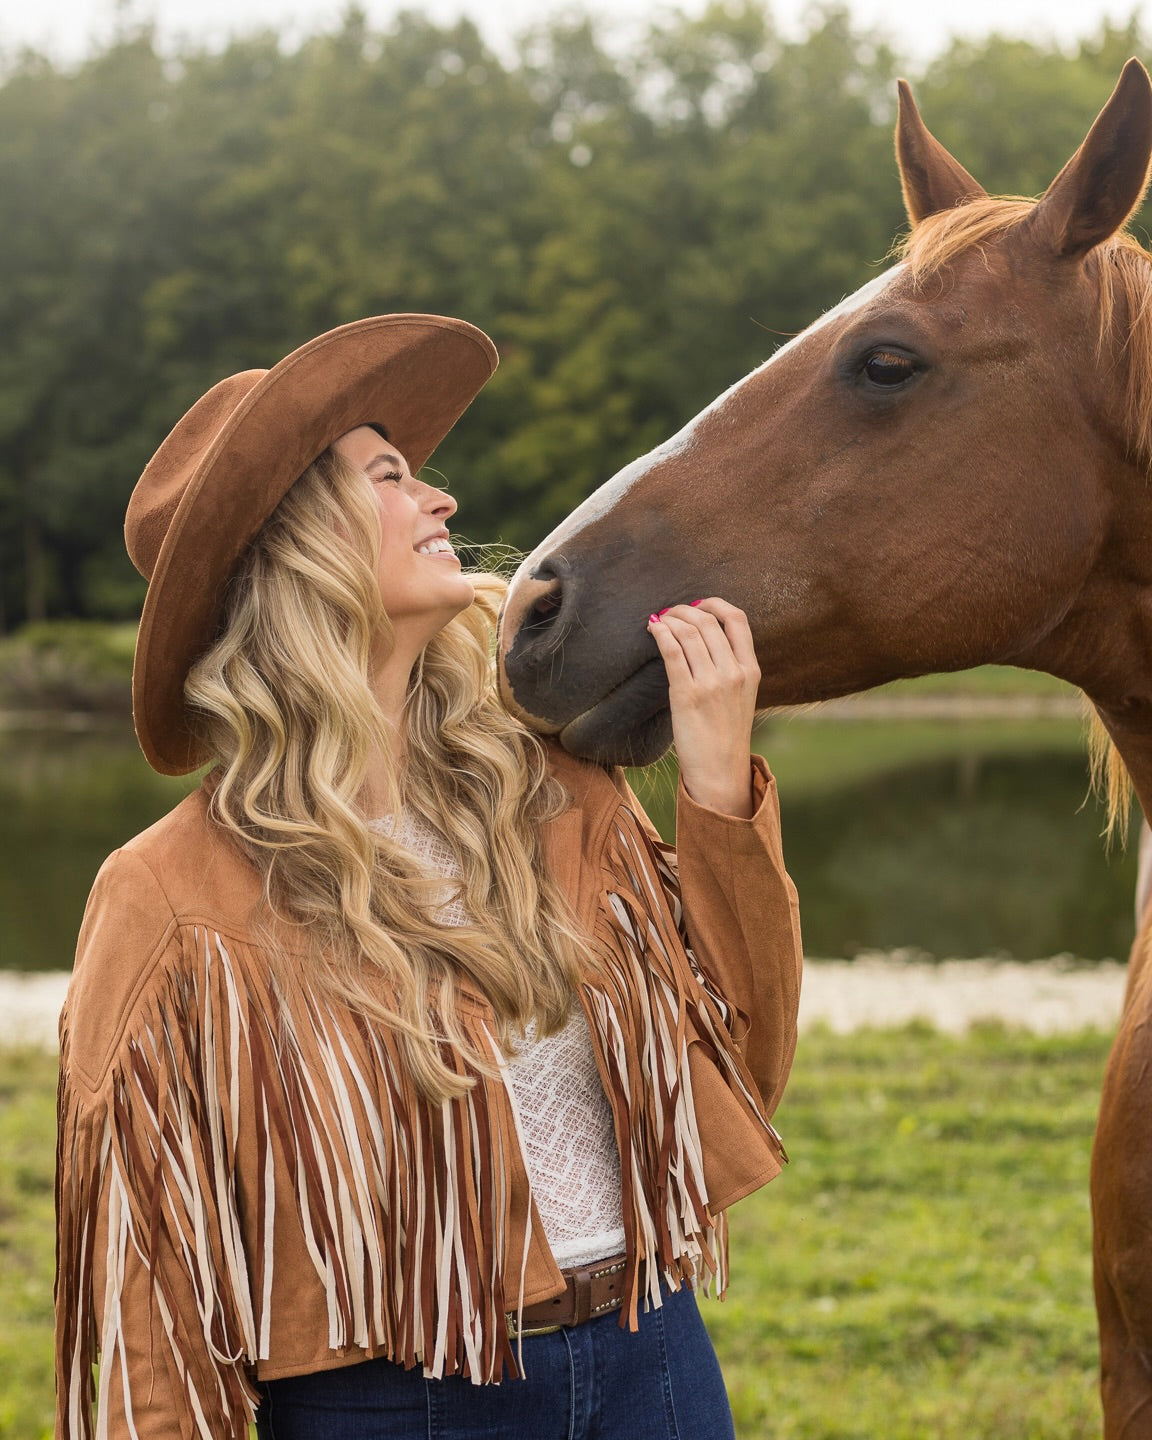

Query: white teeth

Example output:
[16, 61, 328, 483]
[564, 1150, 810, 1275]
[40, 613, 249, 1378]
[416, 539, 455, 556]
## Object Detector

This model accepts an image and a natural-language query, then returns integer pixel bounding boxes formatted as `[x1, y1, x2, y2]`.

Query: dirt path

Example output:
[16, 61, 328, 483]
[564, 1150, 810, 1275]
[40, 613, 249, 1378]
[3, 956, 1126, 1052]
[796, 954, 1127, 1034]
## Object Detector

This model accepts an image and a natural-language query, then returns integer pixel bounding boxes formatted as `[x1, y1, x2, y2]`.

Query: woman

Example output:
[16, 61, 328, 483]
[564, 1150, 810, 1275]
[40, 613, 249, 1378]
[55, 314, 803, 1439]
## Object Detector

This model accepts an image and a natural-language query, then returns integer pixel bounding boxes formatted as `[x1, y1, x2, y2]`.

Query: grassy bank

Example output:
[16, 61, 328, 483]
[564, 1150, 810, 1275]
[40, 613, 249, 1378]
[1, 1025, 1110, 1438]
[0, 623, 134, 717]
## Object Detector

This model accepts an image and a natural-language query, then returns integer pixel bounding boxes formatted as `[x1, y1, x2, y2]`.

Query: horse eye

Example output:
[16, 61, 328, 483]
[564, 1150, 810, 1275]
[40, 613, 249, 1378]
[863, 349, 917, 387]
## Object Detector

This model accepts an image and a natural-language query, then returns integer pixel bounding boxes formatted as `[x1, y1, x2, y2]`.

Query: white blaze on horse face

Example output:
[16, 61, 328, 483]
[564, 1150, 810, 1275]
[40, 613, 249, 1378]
[523, 264, 906, 564]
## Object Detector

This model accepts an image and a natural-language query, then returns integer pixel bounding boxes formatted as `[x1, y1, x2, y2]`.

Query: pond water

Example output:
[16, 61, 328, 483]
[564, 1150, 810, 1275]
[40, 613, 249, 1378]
[0, 716, 1137, 972]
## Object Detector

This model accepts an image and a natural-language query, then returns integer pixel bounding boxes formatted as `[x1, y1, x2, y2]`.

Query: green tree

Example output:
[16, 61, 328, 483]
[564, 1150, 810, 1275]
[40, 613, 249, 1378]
[0, 7, 1148, 614]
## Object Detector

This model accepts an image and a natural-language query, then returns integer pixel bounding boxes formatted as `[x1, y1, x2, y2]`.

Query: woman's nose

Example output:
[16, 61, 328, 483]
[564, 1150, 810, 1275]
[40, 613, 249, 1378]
[422, 482, 457, 520]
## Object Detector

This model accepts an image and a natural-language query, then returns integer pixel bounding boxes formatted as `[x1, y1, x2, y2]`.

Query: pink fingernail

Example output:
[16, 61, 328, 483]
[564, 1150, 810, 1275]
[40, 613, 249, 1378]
[648, 612, 660, 625]
[656, 606, 672, 618]
[689, 599, 704, 607]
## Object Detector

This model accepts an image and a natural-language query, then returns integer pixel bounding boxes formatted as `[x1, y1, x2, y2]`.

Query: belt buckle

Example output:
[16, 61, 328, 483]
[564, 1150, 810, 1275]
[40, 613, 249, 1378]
[506, 1314, 562, 1340]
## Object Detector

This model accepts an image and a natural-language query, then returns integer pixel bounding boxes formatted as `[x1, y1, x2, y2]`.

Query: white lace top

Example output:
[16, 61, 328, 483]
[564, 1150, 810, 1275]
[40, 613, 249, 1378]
[369, 811, 626, 1269]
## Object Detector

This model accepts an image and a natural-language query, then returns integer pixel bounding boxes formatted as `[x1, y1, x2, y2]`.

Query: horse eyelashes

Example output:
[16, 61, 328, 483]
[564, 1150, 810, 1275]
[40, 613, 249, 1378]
[862, 350, 918, 386]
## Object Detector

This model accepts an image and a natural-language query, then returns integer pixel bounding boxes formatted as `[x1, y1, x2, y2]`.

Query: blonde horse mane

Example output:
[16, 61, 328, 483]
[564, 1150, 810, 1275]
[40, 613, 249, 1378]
[1087, 706, 1134, 844]
[898, 197, 1152, 841]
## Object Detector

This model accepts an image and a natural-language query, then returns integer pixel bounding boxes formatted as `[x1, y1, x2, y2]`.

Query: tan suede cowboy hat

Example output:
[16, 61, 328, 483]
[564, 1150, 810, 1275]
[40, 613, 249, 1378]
[126, 313, 498, 776]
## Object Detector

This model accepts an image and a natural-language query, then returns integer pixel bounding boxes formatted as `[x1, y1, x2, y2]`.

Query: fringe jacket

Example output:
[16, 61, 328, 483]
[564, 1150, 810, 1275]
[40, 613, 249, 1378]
[55, 742, 803, 1439]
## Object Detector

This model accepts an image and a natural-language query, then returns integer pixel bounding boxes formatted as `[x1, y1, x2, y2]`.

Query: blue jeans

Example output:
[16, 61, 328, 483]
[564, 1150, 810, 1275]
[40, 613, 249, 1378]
[255, 1283, 736, 1439]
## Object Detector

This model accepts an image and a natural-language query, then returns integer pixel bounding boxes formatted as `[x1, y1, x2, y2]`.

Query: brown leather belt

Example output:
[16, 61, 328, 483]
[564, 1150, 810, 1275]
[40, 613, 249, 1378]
[506, 1254, 629, 1338]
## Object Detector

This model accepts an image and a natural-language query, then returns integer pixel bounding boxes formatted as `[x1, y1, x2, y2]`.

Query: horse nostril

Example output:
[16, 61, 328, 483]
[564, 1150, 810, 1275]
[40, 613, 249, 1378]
[525, 582, 563, 632]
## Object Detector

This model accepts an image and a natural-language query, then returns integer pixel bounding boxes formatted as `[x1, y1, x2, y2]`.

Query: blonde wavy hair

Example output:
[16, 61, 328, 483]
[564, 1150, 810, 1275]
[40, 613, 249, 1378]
[184, 446, 586, 1102]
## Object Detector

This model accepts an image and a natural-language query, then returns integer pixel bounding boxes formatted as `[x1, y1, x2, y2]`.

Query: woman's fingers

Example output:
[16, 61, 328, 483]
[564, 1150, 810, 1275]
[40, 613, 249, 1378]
[653, 600, 760, 688]
[658, 617, 725, 681]
[693, 598, 760, 674]
[648, 613, 695, 681]
[646, 597, 761, 815]
[661, 614, 731, 678]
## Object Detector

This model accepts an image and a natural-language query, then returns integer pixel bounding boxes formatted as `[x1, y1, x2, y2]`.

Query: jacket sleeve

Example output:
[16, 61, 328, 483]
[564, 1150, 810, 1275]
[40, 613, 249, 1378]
[56, 849, 259, 1440]
[622, 756, 803, 1116]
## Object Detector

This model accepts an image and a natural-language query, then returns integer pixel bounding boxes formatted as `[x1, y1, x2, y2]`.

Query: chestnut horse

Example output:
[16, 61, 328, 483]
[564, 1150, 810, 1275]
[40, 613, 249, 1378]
[498, 59, 1152, 1437]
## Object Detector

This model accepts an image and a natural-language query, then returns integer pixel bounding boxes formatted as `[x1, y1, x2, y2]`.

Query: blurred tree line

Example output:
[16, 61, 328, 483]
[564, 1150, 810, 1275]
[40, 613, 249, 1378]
[0, 2, 1146, 626]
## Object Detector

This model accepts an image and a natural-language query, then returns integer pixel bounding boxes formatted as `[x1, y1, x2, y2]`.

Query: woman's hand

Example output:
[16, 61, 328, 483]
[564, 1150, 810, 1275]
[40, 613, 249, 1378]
[646, 597, 761, 818]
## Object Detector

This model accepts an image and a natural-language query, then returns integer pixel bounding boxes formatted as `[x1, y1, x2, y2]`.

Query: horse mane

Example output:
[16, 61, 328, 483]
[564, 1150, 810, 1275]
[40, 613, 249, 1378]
[898, 197, 1152, 841]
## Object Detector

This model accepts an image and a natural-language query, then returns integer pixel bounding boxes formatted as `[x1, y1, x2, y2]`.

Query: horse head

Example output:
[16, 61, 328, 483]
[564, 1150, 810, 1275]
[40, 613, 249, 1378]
[498, 61, 1152, 774]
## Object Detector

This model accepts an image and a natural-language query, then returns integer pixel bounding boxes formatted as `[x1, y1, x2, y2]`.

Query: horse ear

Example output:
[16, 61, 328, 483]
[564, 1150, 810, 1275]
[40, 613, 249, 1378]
[1026, 59, 1152, 260]
[895, 79, 986, 224]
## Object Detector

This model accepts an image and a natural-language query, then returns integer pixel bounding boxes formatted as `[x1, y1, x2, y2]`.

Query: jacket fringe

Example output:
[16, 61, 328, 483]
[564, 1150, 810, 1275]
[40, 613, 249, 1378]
[57, 936, 265, 1439]
[56, 794, 784, 1433]
[583, 804, 786, 1329]
[57, 926, 522, 1438]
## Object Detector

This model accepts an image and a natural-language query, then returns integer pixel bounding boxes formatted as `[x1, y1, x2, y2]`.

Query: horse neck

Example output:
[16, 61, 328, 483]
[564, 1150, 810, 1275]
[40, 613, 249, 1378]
[1025, 448, 1152, 828]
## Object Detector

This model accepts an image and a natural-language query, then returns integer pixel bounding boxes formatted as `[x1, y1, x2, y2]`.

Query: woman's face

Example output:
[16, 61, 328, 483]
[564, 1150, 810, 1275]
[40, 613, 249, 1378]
[333, 426, 475, 646]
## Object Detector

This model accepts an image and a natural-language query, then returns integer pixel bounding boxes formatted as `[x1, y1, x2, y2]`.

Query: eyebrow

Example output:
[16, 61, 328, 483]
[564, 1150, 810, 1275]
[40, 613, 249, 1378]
[365, 452, 404, 474]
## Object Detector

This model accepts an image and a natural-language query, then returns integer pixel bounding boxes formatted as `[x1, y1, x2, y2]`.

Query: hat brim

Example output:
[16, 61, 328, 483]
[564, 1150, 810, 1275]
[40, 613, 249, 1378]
[133, 314, 498, 775]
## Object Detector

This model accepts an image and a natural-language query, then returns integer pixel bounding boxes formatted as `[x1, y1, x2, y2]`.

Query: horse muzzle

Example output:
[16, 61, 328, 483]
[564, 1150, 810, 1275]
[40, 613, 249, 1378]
[498, 553, 675, 765]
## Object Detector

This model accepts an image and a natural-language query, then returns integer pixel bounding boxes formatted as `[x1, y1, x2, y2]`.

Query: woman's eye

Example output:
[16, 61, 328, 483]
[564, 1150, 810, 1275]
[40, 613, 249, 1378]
[374, 470, 402, 484]
[862, 350, 917, 387]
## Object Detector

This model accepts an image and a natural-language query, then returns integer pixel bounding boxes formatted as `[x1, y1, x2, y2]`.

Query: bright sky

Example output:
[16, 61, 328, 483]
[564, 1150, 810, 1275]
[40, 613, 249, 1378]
[0, 0, 1145, 67]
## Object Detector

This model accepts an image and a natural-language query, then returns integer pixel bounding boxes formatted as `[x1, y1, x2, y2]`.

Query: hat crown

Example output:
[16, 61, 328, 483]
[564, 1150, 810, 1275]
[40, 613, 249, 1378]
[126, 371, 266, 580]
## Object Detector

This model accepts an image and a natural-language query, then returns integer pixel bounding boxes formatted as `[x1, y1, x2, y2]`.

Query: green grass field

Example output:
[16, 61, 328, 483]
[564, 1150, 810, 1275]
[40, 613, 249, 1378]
[0, 1048, 56, 1440]
[0, 1024, 1111, 1439]
[714, 1024, 1107, 1438]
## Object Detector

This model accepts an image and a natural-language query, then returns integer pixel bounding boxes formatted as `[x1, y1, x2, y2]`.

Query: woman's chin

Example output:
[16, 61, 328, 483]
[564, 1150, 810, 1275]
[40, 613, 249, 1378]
[432, 575, 480, 622]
